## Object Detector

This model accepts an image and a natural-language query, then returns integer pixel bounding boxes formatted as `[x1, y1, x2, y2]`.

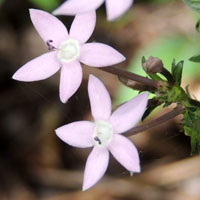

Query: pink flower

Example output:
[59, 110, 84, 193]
[53, 0, 134, 21]
[55, 75, 148, 191]
[12, 9, 125, 103]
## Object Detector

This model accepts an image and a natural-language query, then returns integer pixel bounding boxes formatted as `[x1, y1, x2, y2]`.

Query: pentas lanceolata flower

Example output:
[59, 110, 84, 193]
[53, 0, 134, 21]
[56, 75, 148, 191]
[12, 9, 125, 103]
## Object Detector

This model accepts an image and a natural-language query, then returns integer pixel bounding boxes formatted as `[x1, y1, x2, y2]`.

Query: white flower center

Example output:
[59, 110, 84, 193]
[93, 120, 113, 147]
[57, 39, 80, 63]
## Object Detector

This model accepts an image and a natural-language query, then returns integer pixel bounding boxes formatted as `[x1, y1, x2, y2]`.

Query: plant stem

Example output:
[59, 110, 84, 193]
[124, 106, 185, 137]
[118, 76, 156, 91]
[101, 66, 161, 89]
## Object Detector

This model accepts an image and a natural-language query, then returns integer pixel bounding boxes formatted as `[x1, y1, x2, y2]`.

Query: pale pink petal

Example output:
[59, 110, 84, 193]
[109, 134, 140, 172]
[30, 9, 68, 47]
[106, 0, 133, 21]
[110, 93, 148, 134]
[69, 11, 96, 44]
[12, 52, 60, 82]
[55, 121, 94, 148]
[80, 43, 125, 67]
[83, 147, 109, 191]
[53, 0, 104, 15]
[59, 61, 82, 103]
[88, 75, 112, 121]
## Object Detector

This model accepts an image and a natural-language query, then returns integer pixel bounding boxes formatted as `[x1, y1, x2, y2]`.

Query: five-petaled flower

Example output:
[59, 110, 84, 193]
[55, 75, 148, 191]
[12, 9, 125, 103]
[53, 0, 134, 21]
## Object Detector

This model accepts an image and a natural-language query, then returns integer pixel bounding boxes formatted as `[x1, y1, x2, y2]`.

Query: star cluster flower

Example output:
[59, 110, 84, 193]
[55, 75, 148, 190]
[53, 0, 134, 21]
[12, 9, 125, 103]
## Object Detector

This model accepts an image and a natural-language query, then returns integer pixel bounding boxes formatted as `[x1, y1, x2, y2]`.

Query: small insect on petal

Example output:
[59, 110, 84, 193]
[46, 40, 57, 50]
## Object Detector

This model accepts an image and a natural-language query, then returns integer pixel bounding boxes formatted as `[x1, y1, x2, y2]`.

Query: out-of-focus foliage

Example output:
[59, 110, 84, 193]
[184, 0, 200, 33]
[195, 19, 200, 32]
[29, 0, 60, 11]
[0, 0, 4, 7]
[189, 54, 200, 62]
[184, 0, 200, 13]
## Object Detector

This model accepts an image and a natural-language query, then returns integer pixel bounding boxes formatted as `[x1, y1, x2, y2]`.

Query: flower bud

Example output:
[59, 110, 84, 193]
[142, 56, 164, 75]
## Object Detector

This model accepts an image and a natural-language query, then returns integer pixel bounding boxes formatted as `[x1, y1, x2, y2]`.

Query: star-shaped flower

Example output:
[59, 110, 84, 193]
[55, 75, 148, 191]
[12, 9, 125, 103]
[53, 0, 134, 21]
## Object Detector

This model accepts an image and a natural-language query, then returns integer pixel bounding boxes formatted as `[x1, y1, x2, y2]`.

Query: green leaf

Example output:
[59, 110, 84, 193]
[184, 0, 200, 13]
[171, 59, 176, 78]
[142, 100, 161, 120]
[185, 85, 191, 97]
[141, 56, 146, 64]
[171, 60, 183, 86]
[189, 54, 200, 62]
[149, 74, 163, 81]
[183, 107, 200, 154]
[195, 19, 200, 32]
[29, 0, 59, 11]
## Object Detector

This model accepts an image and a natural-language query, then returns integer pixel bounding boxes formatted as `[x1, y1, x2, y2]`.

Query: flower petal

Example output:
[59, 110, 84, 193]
[30, 9, 68, 47]
[53, 0, 104, 15]
[80, 43, 125, 67]
[110, 93, 148, 134]
[88, 75, 112, 121]
[55, 121, 94, 148]
[109, 134, 140, 172]
[59, 61, 82, 103]
[70, 11, 96, 44]
[83, 147, 109, 191]
[12, 52, 60, 82]
[106, 0, 133, 21]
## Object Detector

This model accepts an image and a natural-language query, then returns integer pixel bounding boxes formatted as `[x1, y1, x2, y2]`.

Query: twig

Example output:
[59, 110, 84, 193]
[124, 106, 185, 137]
[101, 66, 161, 89]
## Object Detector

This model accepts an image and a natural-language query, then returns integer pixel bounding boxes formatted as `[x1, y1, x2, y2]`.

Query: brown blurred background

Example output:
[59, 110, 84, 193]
[0, 0, 200, 199]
